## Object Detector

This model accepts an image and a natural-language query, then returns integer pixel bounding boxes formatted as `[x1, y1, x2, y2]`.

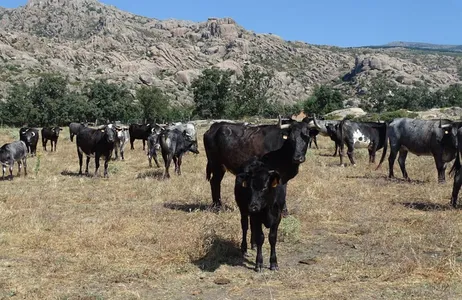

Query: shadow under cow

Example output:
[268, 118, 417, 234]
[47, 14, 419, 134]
[136, 169, 164, 180]
[193, 237, 251, 272]
[163, 202, 235, 213]
[60, 170, 92, 177]
[400, 201, 456, 211]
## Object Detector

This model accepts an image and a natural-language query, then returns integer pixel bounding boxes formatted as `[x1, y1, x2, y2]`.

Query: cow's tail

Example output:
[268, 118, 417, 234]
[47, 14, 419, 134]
[206, 161, 212, 181]
[450, 150, 461, 179]
[375, 122, 388, 170]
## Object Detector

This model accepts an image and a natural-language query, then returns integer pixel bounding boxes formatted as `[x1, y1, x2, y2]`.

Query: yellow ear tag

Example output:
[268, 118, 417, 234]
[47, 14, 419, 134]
[282, 135, 288, 140]
[445, 130, 449, 134]
[242, 181, 247, 188]
[271, 178, 279, 188]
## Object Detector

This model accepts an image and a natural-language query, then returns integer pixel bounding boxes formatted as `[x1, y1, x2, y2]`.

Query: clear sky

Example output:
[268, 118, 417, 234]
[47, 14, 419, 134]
[2, 0, 461, 47]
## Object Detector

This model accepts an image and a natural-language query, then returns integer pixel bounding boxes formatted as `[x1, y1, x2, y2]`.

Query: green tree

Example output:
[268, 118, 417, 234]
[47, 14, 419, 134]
[231, 65, 274, 117]
[0, 83, 33, 126]
[85, 80, 137, 123]
[136, 86, 169, 123]
[303, 85, 344, 115]
[191, 68, 234, 119]
[28, 74, 69, 126]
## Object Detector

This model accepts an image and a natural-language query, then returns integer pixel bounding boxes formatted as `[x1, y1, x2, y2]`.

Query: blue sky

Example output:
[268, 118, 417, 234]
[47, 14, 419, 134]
[2, 0, 461, 47]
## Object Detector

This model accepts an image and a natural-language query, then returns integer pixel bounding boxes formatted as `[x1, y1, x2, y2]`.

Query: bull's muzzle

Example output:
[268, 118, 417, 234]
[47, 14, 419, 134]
[293, 156, 306, 163]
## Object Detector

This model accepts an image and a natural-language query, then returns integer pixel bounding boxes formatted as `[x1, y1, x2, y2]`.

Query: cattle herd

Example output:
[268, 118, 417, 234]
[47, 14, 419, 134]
[2, 115, 462, 272]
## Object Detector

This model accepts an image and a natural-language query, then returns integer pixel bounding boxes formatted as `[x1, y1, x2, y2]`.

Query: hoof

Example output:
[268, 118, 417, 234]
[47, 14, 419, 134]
[270, 263, 279, 271]
[254, 264, 263, 272]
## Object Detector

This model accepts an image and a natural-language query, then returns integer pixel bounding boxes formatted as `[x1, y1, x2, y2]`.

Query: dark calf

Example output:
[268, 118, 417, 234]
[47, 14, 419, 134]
[76, 125, 117, 178]
[235, 159, 285, 272]
[42, 127, 62, 152]
[129, 123, 152, 151]
[19, 127, 39, 156]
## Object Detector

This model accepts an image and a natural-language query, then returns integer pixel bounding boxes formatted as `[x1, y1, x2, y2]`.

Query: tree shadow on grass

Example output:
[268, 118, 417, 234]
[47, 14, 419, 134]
[193, 236, 253, 272]
[136, 169, 164, 180]
[399, 201, 456, 211]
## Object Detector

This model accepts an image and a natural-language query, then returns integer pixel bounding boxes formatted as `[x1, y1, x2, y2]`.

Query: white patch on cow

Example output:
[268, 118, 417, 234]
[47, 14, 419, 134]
[31, 132, 35, 137]
[352, 129, 370, 148]
[165, 137, 171, 148]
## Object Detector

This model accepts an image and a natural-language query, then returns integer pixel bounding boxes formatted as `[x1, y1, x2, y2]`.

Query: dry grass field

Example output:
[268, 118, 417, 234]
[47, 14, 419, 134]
[1, 126, 462, 299]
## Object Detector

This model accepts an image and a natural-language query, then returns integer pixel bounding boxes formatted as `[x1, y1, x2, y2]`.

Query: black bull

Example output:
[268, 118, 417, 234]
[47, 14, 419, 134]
[203, 119, 311, 208]
[377, 118, 460, 183]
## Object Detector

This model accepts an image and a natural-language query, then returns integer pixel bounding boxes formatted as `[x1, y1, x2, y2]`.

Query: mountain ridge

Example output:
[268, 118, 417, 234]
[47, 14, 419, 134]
[0, 0, 461, 106]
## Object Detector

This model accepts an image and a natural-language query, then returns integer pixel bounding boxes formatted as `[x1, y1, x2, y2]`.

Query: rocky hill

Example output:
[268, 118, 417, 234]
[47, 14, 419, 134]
[0, 0, 461, 106]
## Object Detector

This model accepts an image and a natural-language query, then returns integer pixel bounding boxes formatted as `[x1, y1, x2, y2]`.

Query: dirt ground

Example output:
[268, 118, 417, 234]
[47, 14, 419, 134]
[1, 126, 462, 300]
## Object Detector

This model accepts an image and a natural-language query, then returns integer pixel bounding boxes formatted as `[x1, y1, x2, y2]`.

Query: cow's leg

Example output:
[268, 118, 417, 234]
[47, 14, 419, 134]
[339, 143, 345, 166]
[333, 143, 338, 157]
[240, 213, 249, 256]
[130, 137, 135, 150]
[251, 217, 265, 272]
[31, 144, 36, 157]
[398, 149, 409, 181]
[387, 145, 399, 179]
[313, 136, 319, 149]
[451, 168, 462, 207]
[163, 154, 172, 179]
[434, 156, 447, 183]
[114, 144, 119, 160]
[42, 138, 47, 151]
[209, 166, 225, 208]
[250, 215, 256, 250]
[269, 215, 282, 271]
[85, 156, 90, 175]
[9, 162, 13, 180]
[23, 157, 27, 176]
[70, 133, 74, 142]
[173, 156, 178, 174]
[120, 144, 125, 160]
[346, 143, 356, 166]
[368, 143, 378, 164]
[17, 160, 21, 176]
[94, 155, 100, 177]
[2, 165, 5, 180]
[103, 157, 109, 178]
[54, 140, 57, 152]
[177, 155, 182, 175]
[78, 150, 83, 175]
[153, 151, 160, 168]
[142, 139, 146, 151]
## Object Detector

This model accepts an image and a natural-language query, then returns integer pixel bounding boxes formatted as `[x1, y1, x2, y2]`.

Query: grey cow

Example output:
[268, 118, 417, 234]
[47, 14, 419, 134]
[147, 124, 164, 168]
[0, 141, 28, 180]
[69, 122, 87, 142]
[377, 118, 459, 183]
[114, 125, 129, 160]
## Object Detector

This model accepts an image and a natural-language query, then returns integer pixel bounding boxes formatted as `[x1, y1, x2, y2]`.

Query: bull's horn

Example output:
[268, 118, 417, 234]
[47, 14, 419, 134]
[277, 115, 282, 127]
[97, 125, 106, 130]
[280, 124, 290, 129]
[312, 114, 322, 130]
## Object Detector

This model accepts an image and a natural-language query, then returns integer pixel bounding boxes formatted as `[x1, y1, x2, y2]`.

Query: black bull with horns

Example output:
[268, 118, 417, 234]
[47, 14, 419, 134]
[203, 117, 312, 209]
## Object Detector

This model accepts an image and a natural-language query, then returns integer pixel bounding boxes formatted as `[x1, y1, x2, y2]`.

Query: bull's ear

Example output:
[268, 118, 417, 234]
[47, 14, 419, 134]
[269, 171, 281, 188]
